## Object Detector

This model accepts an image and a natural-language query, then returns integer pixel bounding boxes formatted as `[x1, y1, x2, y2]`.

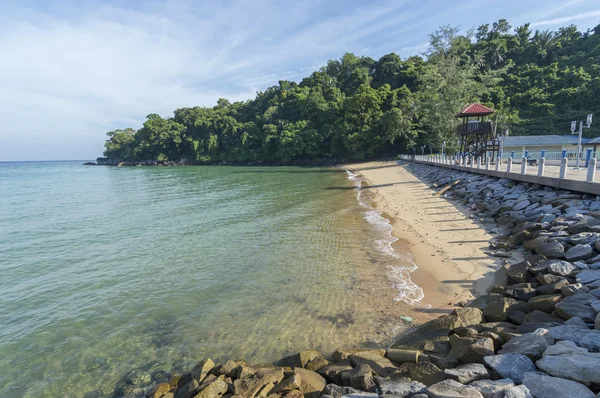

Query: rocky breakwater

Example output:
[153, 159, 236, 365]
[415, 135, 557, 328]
[135, 162, 600, 398]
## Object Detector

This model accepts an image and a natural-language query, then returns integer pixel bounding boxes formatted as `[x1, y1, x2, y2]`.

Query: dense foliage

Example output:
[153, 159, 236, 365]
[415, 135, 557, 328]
[104, 20, 600, 163]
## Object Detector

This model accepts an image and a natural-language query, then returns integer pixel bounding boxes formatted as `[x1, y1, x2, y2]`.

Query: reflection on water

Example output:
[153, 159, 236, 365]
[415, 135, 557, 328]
[0, 162, 419, 397]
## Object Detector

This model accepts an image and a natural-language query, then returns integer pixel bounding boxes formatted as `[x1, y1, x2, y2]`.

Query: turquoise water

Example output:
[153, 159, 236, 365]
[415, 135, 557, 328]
[0, 161, 419, 397]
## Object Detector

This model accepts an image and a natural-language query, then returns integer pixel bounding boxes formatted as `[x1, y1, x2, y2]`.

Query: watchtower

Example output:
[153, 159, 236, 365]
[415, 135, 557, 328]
[456, 103, 497, 161]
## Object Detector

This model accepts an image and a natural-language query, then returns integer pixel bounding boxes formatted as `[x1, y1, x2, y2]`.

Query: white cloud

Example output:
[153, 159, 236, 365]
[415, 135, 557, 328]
[531, 9, 600, 27]
[0, 0, 599, 160]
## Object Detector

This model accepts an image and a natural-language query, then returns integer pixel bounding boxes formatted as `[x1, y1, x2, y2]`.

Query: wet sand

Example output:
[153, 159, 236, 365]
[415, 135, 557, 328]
[345, 160, 513, 317]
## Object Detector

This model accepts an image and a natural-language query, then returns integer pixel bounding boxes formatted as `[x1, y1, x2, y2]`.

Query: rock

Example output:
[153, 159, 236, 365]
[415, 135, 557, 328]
[271, 374, 302, 394]
[504, 262, 532, 284]
[548, 325, 600, 352]
[569, 216, 600, 234]
[545, 260, 578, 276]
[513, 200, 531, 211]
[508, 310, 527, 324]
[503, 385, 532, 398]
[175, 380, 199, 398]
[507, 230, 531, 247]
[522, 372, 594, 398]
[349, 351, 396, 377]
[536, 278, 569, 295]
[591, 288, 600, 299]
[468, 379, 515, 398]
[524, 310, 562, 323]
[498, 328, 555, 360]
[233, 368, 284, 397]
[375, 376, 426, 397]
[536, 241, 565, 258]
[536, 340, 600, 385]
[194, 375, 228, 398]
[282, 390, 304, 398]
[577, 270, 600, 285]
[305, 357, 329, 372]
[562, 283, 590, 296]
[524, 237, 548, 252]
[565, 244, 594, 261]
[555, 293, 597, 322]
[504, 285, 536, 301]
[483, 296, 520, 322]
[293, 368, 326, 398]
[277, 350, 321, 368]
[191, 359, 215, 384]
[216, 360, 243, 378]
[340, 364, 375, 392]
[443, 364, 488, 384]
[391, 314, 461, 351]
[564, 316, 589, 327]
[197, 374, 216, 391]
[392, 362, 445, 387]
[426, 379, 484, 398]
[596, 312, 600, 330]
[448, 335, 494, 364]
[322, 384, 361, 398]
[483, 354, 536, 383]
[527, 294, 562, 313]
[318, 364, 353, 384]
[152, 383, 171, 398]
[452, 307, 483, 327]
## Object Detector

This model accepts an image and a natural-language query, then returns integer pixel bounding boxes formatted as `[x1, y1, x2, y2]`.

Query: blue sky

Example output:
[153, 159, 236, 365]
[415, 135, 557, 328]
[1, 0, 599, 161]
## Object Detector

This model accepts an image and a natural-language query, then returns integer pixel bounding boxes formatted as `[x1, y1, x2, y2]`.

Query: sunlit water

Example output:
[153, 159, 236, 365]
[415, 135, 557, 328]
[0, 161, 421, 397]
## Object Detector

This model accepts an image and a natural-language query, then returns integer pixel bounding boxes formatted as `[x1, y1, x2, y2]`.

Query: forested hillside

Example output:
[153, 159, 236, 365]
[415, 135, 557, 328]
[103, 20, 600, 164]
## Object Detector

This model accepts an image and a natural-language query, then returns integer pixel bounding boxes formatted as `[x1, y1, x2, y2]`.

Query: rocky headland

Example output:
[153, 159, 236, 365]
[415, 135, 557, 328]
[123, 161, 600, 398]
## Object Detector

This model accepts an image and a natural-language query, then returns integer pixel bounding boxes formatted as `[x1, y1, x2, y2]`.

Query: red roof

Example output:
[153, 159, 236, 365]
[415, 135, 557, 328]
[456, 103, 495, 117]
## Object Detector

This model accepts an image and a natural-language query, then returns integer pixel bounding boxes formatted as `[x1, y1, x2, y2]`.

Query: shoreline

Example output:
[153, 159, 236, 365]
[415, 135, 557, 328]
[344, 160, 518, 314]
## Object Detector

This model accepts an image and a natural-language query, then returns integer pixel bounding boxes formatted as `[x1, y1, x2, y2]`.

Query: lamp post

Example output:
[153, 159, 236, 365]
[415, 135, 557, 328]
[441, 141, 446, 158]
[573, 114, 593, 169]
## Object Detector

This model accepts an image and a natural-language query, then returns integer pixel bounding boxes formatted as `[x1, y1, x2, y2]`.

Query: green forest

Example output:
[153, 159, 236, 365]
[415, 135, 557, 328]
[103, 20, 600, 164]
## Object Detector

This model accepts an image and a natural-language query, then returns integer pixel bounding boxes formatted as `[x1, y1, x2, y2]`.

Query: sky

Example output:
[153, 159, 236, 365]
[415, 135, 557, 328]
[1, 0, 600, 161]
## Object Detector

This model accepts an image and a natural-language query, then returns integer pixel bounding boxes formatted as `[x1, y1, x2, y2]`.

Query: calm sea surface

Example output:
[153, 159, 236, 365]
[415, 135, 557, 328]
[0, 161, 421, 397]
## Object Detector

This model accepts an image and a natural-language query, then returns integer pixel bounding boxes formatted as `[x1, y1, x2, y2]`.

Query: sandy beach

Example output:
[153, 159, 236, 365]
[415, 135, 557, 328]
[345, 160, 513, 315]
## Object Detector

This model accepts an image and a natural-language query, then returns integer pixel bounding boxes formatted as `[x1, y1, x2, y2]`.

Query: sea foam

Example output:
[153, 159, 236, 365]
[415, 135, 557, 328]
[345, 169, 425, 305]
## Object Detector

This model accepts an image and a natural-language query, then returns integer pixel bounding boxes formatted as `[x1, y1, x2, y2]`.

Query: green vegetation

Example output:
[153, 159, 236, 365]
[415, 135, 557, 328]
[104, 20, 600, 163]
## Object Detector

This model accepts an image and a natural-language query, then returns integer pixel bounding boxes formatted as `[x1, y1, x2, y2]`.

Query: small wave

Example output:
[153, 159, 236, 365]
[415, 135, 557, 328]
[344, 168, 425, 305]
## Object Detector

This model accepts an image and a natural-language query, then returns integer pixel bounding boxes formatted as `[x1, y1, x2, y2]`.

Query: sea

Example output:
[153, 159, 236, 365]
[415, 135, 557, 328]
[0, 161, 423, 397]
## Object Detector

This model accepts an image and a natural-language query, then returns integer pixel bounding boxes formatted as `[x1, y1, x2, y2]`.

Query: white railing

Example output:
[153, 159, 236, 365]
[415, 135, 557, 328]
[399, 153, 599, 182]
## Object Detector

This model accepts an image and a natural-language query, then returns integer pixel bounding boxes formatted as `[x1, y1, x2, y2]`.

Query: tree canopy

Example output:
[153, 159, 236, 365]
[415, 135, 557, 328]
[104, 20, 600, 163]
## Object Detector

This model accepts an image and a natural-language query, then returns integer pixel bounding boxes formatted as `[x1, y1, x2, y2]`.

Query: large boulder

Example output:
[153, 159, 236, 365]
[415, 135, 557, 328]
[318, 364, 353, 384]
[391, 314, 460, 351]
[277, 350, 321, 368]
[468, 379, 515, 398]
[502, 385, 532, 398]
[191, 359, 215, 384]
[548, 325, 600, 352]
[193, 376, 228, 398]
[544, 260, 578, 276]
[443, 364, 488, 384]
[522, 372, 594, 398]
[174, 380, 199, 398]
[392, 362, 445, 387]
[498, 328, 555, 360]
[536, 241, 565, 258]
[577, 270, 600, 285]
[536, 340, 600, 385]
[527, 294, 562, 313]
[483, 354, 536, 383]
[554, 293, 597, 322]
[293, 368, 326, 398]
[233, 368, 284, 397]
[448, 335, 494, 364]
[339, 364, 375, 392]
[565, 244, 594, 262]
[375, 377, 426, 397]
[452, 307, 483, 327]
[482, 296, 521, 322]
[426, 379, 484, 398]
[504, 262, 532, 284]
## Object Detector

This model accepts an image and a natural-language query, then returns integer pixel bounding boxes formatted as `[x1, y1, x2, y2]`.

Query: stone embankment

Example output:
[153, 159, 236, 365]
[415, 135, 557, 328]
[141, 162, 600, 398]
